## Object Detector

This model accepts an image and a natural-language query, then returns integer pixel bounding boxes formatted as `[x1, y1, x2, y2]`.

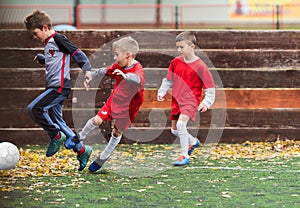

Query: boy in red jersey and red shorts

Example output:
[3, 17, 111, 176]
[78, 36, 144, 172]
[157, 31, 215, 166]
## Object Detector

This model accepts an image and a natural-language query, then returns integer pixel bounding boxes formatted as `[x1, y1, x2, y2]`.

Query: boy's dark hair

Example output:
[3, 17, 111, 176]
[175, 31, 197, 45]
[24, 10, 52, 30]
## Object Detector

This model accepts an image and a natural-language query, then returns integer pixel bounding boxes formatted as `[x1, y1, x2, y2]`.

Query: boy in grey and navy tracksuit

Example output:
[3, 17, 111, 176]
[24, 10, 92, 171]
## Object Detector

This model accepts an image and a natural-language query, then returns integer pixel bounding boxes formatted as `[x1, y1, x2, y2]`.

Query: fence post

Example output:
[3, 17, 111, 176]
[175, 5, 179, 29]
[276, 4, 280, 30]
[73, 0, 80, 27]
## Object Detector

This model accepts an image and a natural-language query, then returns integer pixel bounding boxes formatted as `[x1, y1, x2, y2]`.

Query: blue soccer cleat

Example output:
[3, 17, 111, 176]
[89, 158, 108, 173]
[46, 131, 66, 157]
[65, 131, 81, 149]
[173, 156, 190, 166]
[188, 138, 200, 156]
[65, 137, 76, 149]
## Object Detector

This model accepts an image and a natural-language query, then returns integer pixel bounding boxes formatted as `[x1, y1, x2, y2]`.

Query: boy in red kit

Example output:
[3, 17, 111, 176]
[157, 31, 215, 166]
[78, 36, 144, 172]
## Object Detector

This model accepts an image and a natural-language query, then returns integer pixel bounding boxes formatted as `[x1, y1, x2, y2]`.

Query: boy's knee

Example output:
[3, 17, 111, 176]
[27, 103, 40, 117]
[27, 103, 34, 113]
[176, 120, 187, 132]
[92, 116, 102, 126]
[112, 128, 122, 138]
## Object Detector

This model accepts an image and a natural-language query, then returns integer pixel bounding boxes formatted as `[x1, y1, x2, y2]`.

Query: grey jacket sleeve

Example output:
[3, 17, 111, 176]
[125, 73, 141, 84]
[91, 67, 106, 78]
[201, 88, 216, 109]
[158, 78, 173, 97]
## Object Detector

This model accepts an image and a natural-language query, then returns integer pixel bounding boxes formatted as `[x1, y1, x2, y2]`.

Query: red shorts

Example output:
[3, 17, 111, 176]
[170, 100, 198, 122]
[97, 103, 138, 132]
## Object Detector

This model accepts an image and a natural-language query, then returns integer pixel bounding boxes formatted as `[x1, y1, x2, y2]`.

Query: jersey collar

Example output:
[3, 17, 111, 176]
[45, 32, 57, 44]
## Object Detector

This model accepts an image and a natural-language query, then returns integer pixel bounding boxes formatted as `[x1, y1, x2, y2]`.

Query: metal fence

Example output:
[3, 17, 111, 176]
[0, 4, 73, 29]
[1, 3, 299, 29]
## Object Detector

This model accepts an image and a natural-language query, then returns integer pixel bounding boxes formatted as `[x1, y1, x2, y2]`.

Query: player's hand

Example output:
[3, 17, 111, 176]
[112, 69, 126, 79]
[34, 54, 45, 64]
[198, 103, 208, 112]
[157, 95, 165, 102]
[84, 71, 93, 91]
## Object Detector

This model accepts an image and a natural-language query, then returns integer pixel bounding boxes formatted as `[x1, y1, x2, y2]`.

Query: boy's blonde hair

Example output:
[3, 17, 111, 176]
[113, 36, 139, 57]
[24, 10, 52, 31]
[175, 31, 197, 46]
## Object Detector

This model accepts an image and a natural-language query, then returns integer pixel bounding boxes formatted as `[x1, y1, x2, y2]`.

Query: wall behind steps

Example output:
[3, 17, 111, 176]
[0, 29, 299, 145]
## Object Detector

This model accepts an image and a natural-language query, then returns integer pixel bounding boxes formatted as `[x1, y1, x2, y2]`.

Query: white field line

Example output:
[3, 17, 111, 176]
[185, 166, 300, 173]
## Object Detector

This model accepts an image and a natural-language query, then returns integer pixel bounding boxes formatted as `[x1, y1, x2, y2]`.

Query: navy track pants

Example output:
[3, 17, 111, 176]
[27, 88, 75, 139]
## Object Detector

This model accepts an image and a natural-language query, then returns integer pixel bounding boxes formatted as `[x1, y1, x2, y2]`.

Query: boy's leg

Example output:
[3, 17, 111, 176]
[173, 114, 191, 166]
[71, 115, 104, 171]
[48, 101, 75, 142]
[89, 108, 131, 172]
[100, 128, 122, 160]
[48, 104, 92, 170]
[27, 89, 66, 156]
[74, 142, 92, 171]
[78, 117, 99, 141]
[170, 119, 179, 137]
[63, 116, 99, 150]
[27, 89, 62, 138]
[89, 128, 122, 172]
[187, 136, 200, 156]
[171, 121, 200, 156]
[172, 127, 196, 143]
[73, 116, 102, 171]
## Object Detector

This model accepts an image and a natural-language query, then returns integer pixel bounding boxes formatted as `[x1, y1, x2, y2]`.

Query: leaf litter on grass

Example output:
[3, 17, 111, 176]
[210, 139, 300, 160]
[1, 139, 300, 193]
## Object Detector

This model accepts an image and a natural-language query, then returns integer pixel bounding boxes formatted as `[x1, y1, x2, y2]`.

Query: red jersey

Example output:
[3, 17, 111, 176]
[105, 61, 144, 119]
[166, 56, 215, 120]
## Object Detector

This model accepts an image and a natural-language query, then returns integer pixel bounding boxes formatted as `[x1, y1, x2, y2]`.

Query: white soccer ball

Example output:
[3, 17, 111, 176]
[0, 142, 20, 170]
[72, 97, 78, 103]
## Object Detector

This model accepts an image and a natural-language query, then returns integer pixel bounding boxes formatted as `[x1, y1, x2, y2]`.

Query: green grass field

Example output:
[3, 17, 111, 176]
[1, 141, 300, 208]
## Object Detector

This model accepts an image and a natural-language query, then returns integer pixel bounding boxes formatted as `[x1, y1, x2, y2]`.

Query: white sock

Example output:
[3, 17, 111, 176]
[187, 132, 197, 146]
[79, 118, 98, 140]
[172, 128, 196, 145]
[176, 120, 189, 158]
[171, 128, 179, 137]
[100, 134, 122, 160]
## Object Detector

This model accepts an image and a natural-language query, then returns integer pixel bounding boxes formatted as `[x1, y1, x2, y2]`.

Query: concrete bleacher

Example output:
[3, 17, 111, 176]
[0, 29, 299, 145]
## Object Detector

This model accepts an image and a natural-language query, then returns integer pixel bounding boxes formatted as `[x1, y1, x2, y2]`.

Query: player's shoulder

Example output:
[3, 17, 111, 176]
[53, 32, 69, 43]
[171, 56, 185, 64]
[53, 32, 66, 38]
[129, 60, 144, 72]
[173, 56, 183, 61]
[134, 60, 143, 68]
[194, 57, 208, 68]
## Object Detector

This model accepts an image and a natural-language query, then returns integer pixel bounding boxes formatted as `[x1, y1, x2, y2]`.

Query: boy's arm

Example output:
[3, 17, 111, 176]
[72, 49, 92, 72]
[53, 33, 92, 72]
[91, 67, 106, 78]
[157, 78, 173, 101]
[124, 73, 140, 84]
[198, 87, 215, 112]
[34, 54, 45, 64]
[84, 67, 106, 90]
[110, 70, 141, 85]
